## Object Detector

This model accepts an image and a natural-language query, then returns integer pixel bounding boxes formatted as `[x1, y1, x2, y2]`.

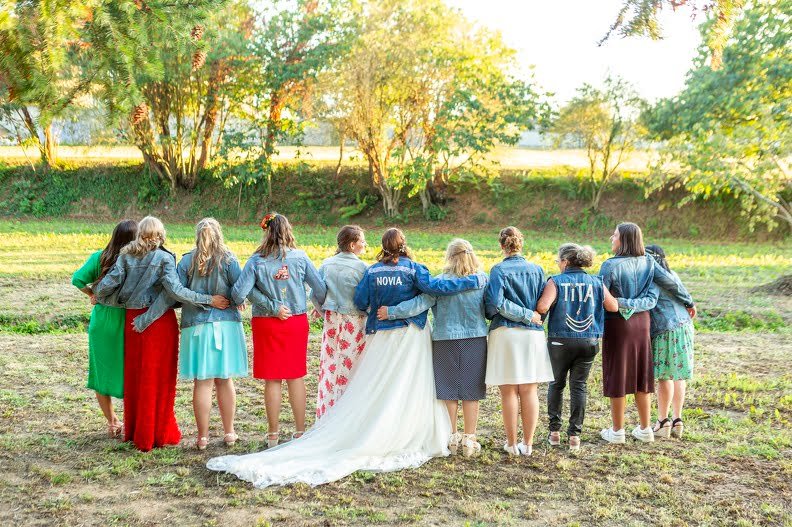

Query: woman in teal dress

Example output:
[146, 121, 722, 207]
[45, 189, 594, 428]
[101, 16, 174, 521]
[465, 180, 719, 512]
[71, 219, 138, 438]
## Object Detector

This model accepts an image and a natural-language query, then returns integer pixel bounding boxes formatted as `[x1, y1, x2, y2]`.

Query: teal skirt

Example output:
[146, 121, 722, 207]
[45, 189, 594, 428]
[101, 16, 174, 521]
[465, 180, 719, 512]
[179, 321, 248, 380]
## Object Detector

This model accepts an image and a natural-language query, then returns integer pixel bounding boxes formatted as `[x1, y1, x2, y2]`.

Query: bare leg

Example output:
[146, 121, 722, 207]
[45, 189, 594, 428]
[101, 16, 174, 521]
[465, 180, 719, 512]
[444, 400, 459, 434]
[672, 380, 686, 420]
[193, 379, 214, 439]
[499, 385, 519, 446]
[518, 383, 539, 446]
[285, 378, 306, 433]
[610, 396, 626, 430]
[95, 393, 118, 425]
[214, 378, 236, 435]
[264, 380, 283, 435]
[656, 380, 673, 421]
[635, 391, 652, 429]
[461, 401, 479, 435]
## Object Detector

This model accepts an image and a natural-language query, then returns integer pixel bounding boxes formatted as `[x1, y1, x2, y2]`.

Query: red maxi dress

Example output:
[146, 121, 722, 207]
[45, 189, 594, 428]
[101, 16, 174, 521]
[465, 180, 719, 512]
[123, 308, 182, 451]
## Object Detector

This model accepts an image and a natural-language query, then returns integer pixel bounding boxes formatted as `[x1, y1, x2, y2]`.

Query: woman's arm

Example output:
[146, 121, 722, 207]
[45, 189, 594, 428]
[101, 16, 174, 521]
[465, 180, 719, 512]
[484, 268, 502, 320]
[160, 256, 219, 307]
[303, 256, 327, 306]
[414, 264, 484, 296]
[652, 261, 694, 308]
[231, 256, 257, 305]
[497, 298, 541, 324]
[535, 279, 557, 315]
[353, 269, 371, 311]
[382, 293, 436, 320]
[602, 285, 619, 312]
[92, 258, 126, 301]
[132, 291, 175, 332]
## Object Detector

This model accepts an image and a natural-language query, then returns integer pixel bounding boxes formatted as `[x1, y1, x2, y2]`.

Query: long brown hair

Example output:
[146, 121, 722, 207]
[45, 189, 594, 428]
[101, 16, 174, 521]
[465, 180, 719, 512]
[98, 220, 138, 280]
[189, 218, 230, 277]
[336, 225, 364, 254]
[614, 222, 645, 257]
[376, 228, 412, 263]
[256, 213, 296, 259]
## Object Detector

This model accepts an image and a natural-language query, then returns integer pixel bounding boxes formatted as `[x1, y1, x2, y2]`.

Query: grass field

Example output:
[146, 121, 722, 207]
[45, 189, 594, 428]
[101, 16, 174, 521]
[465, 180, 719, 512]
[0, 219, 790, 526]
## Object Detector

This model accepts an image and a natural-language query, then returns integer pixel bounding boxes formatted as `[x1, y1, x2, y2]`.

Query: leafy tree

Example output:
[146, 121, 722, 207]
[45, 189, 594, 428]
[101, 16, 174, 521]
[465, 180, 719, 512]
[551, 76, 646, 211]
[601, 0, 745, 69]
[327, 0, 543, 218]
[645, 0, 792, 231]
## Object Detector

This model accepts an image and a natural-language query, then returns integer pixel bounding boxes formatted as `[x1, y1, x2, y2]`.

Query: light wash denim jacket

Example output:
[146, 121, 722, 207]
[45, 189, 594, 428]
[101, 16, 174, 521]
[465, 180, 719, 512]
[485, 255, 546, 332]
[93, 248, 213, 311]
[311, 252, 368, 316]
[132, 250, 268, 332]
[599, 255, 694, 319]
[354, 257, 485, 334]
[649, 270, 693, 338]
[385, 272, 489, 340]
[232, 249, 326, 317]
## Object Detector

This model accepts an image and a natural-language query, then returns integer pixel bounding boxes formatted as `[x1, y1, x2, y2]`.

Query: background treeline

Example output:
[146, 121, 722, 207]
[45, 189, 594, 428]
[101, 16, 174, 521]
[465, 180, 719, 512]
[0, 0, 789, 233]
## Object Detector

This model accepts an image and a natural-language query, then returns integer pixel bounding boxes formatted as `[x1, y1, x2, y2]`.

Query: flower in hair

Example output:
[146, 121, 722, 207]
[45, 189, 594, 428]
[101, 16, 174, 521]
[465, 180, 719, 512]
[260, 213, 276, 230]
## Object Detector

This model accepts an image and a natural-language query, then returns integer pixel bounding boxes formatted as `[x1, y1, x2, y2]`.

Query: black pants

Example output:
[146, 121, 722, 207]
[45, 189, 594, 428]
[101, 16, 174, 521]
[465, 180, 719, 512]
[547, 337, 599, 437]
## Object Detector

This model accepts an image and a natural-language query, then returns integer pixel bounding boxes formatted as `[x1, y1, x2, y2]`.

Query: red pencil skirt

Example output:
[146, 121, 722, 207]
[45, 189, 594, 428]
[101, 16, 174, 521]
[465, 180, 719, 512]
[123, 308, 182, 451]
[252, 314, 309, 380]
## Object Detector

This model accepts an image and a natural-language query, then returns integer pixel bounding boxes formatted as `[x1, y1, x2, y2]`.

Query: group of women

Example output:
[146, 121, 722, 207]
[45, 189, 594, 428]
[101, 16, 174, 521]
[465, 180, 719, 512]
[72, 214, 696, 488]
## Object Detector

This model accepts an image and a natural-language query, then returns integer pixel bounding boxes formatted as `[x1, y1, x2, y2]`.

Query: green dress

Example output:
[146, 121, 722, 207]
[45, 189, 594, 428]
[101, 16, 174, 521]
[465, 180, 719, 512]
[72, 251, 126, 398]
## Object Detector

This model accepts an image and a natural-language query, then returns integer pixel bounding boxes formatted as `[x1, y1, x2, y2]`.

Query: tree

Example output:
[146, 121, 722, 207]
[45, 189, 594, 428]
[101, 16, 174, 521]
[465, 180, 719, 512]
[328, 0, 543, 218]
[645, 0, 792, 232]
[551, 76, 646, 211]
[601, 0, 746, 69]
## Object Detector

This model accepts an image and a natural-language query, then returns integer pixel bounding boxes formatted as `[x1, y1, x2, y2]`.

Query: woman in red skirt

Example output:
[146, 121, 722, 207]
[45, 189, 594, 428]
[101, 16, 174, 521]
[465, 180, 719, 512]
[232, 213, 326, 447]
[93, 216, 230, 451]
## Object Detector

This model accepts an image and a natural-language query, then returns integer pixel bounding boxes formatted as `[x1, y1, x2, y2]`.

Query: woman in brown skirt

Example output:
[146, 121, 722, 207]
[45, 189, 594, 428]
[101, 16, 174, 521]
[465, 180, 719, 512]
[598, 223, 694, 444]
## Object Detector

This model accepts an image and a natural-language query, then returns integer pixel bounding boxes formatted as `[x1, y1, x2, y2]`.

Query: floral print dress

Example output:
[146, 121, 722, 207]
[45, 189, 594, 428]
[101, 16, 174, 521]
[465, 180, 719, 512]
[316, 311, 367, 419]
[652, 321, 694, 380]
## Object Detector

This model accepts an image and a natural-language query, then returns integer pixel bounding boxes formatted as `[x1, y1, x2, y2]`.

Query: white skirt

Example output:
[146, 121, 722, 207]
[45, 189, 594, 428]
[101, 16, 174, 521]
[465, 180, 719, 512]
[485, 326, 554, 385]
[207, 324, 450, 488]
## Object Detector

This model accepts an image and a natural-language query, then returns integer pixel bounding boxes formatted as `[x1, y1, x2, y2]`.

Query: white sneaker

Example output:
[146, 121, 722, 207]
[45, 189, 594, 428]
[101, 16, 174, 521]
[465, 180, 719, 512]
[600, 427, 626, 444]
[503, 443, 520, 456]
[517, 442, 532, 456]
[631, 425, 655, 443]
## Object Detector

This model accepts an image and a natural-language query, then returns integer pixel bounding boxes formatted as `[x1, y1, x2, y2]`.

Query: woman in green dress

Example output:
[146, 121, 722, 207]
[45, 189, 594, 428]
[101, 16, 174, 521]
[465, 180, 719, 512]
[71, 220, 138, 438]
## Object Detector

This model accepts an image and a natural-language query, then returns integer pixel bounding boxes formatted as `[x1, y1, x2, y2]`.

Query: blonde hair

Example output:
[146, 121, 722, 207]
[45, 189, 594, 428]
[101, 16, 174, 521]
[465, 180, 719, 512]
[190, 218, 230, 277]
[557, 243, 595, 268]
[442, 238, 481, 277]
[499, 226, 524, 254]
[122, 216, 165, 256]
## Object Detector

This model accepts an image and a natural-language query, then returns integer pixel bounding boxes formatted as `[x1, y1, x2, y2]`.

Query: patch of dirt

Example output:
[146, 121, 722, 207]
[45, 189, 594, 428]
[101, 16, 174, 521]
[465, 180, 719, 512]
[751, 274, 792, 296]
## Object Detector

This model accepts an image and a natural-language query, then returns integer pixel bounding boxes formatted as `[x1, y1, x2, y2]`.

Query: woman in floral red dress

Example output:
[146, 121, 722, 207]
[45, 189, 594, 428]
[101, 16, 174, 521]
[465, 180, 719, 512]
[312, 226, 369, 419]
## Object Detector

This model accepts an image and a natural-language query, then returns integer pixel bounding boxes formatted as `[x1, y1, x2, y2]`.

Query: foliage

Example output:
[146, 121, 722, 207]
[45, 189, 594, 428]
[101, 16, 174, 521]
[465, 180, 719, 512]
[645, 0, 792, 232]
[602, 0, 746, 69]
[551, 76, 646, 210]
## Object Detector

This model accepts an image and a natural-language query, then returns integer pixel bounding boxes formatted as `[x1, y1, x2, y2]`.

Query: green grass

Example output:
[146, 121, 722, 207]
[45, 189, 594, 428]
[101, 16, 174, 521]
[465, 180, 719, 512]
[0, 219, 790, 525]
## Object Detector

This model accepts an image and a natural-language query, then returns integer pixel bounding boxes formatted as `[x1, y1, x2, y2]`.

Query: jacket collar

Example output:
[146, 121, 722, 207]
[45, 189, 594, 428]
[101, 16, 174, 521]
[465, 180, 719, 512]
[562, 266, 587, 274]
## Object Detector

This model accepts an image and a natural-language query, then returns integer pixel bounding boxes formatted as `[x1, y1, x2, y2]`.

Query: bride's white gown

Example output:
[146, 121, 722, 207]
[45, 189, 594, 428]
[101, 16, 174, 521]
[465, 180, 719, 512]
[206, 324, 451, 488]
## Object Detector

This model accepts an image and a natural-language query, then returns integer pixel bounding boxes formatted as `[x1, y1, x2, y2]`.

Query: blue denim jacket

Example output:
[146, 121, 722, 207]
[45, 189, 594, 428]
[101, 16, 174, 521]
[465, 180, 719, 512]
[649, 270, 692, 338]
[232, 249, 327, 317]
[311, 252, 368, 316]
[385, 272, 489, 340]
[353, 257, 485, 334]
[132, 250, 258, 332]
[93, 248, 213, 310]
[485, 255, 546, 332]
[545, 268, 605, 338]
[599, 255, 694, 319]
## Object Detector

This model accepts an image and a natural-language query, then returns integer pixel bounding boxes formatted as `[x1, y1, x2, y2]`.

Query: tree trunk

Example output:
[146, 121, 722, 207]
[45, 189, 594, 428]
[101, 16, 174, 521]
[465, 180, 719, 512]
[419, 185, 432, 218]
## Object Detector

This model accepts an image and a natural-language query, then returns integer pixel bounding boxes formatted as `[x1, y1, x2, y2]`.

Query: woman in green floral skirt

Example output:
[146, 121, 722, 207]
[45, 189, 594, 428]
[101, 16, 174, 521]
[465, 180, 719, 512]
[645, 245, 697, 439]
[71, 220, 138, 438]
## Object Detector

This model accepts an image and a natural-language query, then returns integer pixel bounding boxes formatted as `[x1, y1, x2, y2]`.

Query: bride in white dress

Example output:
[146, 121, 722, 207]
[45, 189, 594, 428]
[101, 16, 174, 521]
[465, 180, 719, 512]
[207, 228, 484, 488]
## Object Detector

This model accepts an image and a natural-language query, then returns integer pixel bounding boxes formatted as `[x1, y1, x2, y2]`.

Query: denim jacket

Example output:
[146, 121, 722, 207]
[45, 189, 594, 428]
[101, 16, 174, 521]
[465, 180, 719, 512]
[599, 255, 694, 319]
[132, 250, 259, 332]
[353, 257, 485, 334]
[649, 270, 692, 338]
[485, 255, 546, 332]
[545, 268, 605, 338]
[232, 249, 326, 317]
[385, 272, 489, 340]
[93, 248, 213, 311]
[311, 252, 368, 316]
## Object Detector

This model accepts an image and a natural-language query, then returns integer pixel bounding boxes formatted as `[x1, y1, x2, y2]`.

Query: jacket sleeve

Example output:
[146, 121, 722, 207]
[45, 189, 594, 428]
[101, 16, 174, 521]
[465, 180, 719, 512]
[618, 282, 659, 312]
[160, 256, 213, 306]
[353, 269, 371, 311]
[484, 267, 502, 320]
[303, 256, 327, 307]
[310, 264, 327, 314]
[652, 262, 694, 307]
[497, 298, 535, 324]
[386, 293, 436, 320]
[132, 290, 175, 332]
[414, 264, 483, 296]
[92, 258, 126, 301]
[247, 287, 279, 315]
[232, 255, 257, 305]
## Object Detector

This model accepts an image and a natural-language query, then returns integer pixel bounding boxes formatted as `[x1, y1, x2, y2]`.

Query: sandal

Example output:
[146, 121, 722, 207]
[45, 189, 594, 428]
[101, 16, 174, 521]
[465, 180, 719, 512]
[223, 432, 239, 447]
[448, 432, 462, 455]
[196, 437, 208, 451]
[291, 431, 304, 440]
[653, 418, 672, 439]
[462, 434, 481, 458]
[267, 431, 279, 448]
[107, 421, 123, 439]
[671, 418, 684, 439]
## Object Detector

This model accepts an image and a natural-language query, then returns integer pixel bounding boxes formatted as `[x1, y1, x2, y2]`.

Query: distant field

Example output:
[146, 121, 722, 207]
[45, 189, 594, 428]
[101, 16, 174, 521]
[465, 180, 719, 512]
[0, 145, 654, 172]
